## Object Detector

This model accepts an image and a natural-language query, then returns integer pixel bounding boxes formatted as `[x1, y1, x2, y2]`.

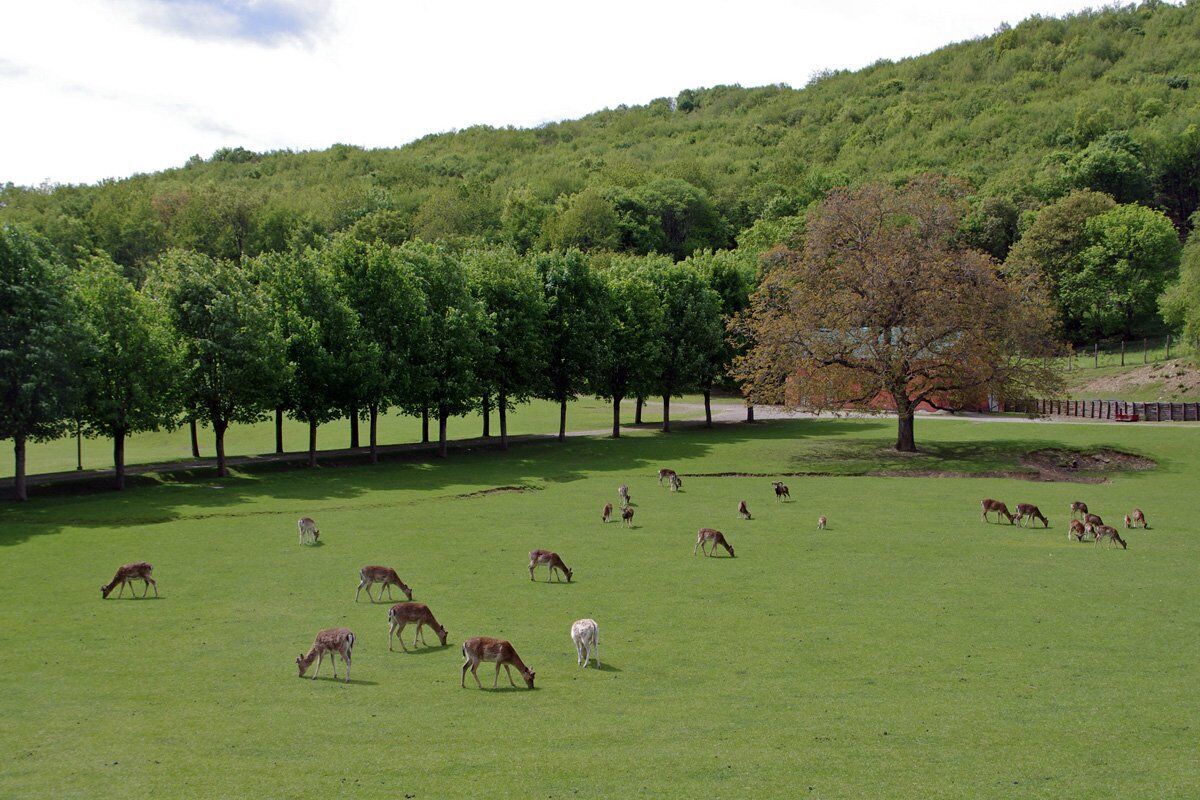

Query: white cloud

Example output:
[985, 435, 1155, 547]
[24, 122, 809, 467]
[0, 0, 1116, 187]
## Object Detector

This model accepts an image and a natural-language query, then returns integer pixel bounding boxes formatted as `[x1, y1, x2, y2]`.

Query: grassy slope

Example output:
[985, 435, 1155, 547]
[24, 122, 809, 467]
[2, 395, 707, 479]
[2, 417, 1197, 799]
[1062, 358, 1200, 402]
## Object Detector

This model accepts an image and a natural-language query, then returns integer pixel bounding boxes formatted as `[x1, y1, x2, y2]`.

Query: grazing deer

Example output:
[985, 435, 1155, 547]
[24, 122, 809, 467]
[387, 602, 448, 651]
[355, 566, 413, 603]
[694, 527, 735, 557]
[817, 515, 827, 530]
[602, 502, 613, 523]
[772, 481, 790, 501]
[658, 468, 677, 486]
[1070, 501, 1089, 520]
[101, 562, 158, 599]
[738, 500, 752, 520]
[980, 499, 1015, 524]
[1093, 525, 1128, 549]
[297, 517, 320, 545]
[528, 550, 573, 582]
[1084, 513, 1104, 528]
[461, 636, 535, 689]
[1126, 508, 1149, 529]
[1068, 519, 1087, 541]
[1015, 503, 1049, 528]
[668, 474, 682, 492]
[621, 506, 634, 527]
[570, 618, 600, 668]
[296, 627, 355, 682]
[618, 484, 631, 508]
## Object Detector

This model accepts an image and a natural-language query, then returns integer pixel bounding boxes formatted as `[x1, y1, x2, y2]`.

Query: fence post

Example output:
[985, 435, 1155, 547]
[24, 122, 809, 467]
[1120, 339, 1125, 366]
[1166, 334, 1171, 360]
[1094, 342, 1099, 368]
[1143, 338, 1147, 364]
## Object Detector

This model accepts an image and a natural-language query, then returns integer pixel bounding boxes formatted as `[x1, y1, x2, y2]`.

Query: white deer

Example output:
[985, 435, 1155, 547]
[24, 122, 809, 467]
[570, 618, 600, 668]
[297, 517, 319, 545]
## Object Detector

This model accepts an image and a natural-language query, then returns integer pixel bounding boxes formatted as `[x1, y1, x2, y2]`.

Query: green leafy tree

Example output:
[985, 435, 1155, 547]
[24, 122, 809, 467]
[687, 249, 758, 424]
[0, 226, 76, 500]
[535, 250, 606, 441]
[1066, 204, 1181, 337]
[647, 260, 724, 432]
[1067, 132, 1152, 204]
[348, 209, 411, 247]
[151, 250, 283, 477]
[1160, 210, 1200, 349]
[591, 257, 665, 437]
[541, 188, 620, 252]
[962, 195, 1021, 261]
[611, 179, 728, 259]
[72, 254, 182, 489]
[466, 247, 547, 448]
[500, 187, 551, 255]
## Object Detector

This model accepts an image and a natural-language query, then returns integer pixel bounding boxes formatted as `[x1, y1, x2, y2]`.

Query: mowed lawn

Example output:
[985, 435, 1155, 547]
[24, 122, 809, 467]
[1, 417, 1198, 799]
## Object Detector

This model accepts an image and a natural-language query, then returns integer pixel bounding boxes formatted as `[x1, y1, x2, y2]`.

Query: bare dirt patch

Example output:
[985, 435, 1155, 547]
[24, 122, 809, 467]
[1072, 358, 1200, 400]
[455, 485, 542, 498]
[1021, 448, 1155, 477]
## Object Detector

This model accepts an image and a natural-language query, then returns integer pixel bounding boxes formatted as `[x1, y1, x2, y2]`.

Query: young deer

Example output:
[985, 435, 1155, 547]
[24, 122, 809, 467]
[738, 500, 752, 520]
[772, 481, 790, 501]
[817, 515, 827, 530]
[694, 528, 735, 557]
[1070, 501, 1089, 520]
[1126, 508, 1149, 529]
[1093, 525, 1128, 549]
[980, 499, 1015, 524]
[461, 636, 535, 689]
[602, 502, 613, 523]
[387, 602, 448, 651]
[668, 474, 682, 492]
[570, 618, 600, 668]
[297, 517, 320, 545]
[1068, 519, 1087, 541]
[618, 484, 631, 508]
[296, 627, 355, 682]
[658, 468, 677, 486]
[1015, 503, 1049, 528]
[101, 562, 158, 599]
[528, 550, 573, 582]
[621, 506, 635, 527]
[355, 566, 413, 603]
[1084, 513, 1104, 528]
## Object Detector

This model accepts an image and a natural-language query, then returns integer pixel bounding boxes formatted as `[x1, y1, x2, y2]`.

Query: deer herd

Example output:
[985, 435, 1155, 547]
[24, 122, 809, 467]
[98, 464, 1143, 692]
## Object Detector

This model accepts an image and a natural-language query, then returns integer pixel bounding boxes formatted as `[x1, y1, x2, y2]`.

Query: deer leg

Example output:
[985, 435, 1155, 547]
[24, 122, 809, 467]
[355, 582, 365, 602]
[388, 623, 394, 651]
[149, 578, 158, 597]
[461, 657, 470, 688]
[343, 653, 350, 682]
[385, 583, 394, 600]
[330, 653, 339, 680]
[314, 652, 323, 679]
[504, 664, 516, 687]
[493, 663, 501, 688]
[471, 662, 482, 689]
[529, 564, 535, 581]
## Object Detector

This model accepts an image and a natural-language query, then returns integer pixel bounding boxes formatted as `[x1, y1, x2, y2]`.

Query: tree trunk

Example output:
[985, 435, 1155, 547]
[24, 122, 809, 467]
[421, 408, 429, 443]
[437, 406, 449, 458]
[499, 390, 509, 450]
[350, 408, 359, 449]
[13, 434, 27, 502]
[274, 407, 284, 454]
[635, 397, 644, 424]
[704, 389, 712, 427]
[369, 404, 379, 464]
[895, 406, 916, 452]
[558, 399, 567, 442]
[482, 394, 490, 438]
[308, 419, 318, 467]
[190, 418, 200, 458]
[746, 404, 755, 423]
[612, 395, 622, 438]
[114, 430, 126, 491]
[214, 419, 228, 477]
[662, 395, 671, 433]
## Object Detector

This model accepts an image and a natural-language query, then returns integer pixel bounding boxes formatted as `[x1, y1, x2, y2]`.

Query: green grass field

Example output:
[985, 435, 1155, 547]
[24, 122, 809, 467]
[2, 417, 1198, 798]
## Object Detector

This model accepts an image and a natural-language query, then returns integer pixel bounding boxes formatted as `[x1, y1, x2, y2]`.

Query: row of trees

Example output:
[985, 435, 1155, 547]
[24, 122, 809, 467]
[0, 224, 754, 500]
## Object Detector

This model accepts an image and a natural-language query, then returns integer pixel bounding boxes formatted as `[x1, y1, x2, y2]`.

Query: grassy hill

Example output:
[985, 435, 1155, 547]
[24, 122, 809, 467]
[3, 2, 1200, 268]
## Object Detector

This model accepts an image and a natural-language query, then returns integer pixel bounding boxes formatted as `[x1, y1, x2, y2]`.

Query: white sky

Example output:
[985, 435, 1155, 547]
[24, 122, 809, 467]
[1, 0, 1110, 188]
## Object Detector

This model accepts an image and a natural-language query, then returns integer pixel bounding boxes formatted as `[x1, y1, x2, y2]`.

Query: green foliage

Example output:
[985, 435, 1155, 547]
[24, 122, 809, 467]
[1066, 132, 1152, 203]
[1160, 211, 1200, 350]
[534, 250, 606, 420]
[590, 255, 666, 410]
[646, 260, 724, 399]
[541, 187, 620, 252]
[962, 195, 1021, 260]
[500, 186, 550, 255]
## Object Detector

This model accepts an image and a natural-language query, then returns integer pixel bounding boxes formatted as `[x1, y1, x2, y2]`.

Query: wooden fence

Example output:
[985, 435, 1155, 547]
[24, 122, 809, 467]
[1016, 398, 1200, 421]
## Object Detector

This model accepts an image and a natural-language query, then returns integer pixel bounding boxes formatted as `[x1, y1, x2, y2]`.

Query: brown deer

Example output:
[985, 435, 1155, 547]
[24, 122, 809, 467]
[297, 517, 319, 545]
[1015, 503, 1049, 528]
[528, 550, 573, 582]
[296, 627, 355, 682]
[694, 528, 735, 557]
[461, 636, 535, 689]
[1084, 513, 1104, 528]
[355, 566, 413, 603]
[658, 468, 677, 486]
[1068, 519, 1087, 541]
[738, 500, 752, 520]
[621, 506, 634, 527]
[772, 481, 790, 501]
[601, 502, 613, 523]
[1070, 501, 1089, 520]
[980, 499, 1015, 524]
[817, 515, 827, 530]
[101, 562, 158, 599]
[387, 602, 448, 651]
[618, 484, 631, 508]
[1126, 508, 1149, 529]
[1093, 525, 1128, 549]
[668, 473, 682, 492]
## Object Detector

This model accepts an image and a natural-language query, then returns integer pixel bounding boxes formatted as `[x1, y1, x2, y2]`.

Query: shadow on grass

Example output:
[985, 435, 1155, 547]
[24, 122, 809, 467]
[302, 676, 380, 686]
[390, 644, 453, 656]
